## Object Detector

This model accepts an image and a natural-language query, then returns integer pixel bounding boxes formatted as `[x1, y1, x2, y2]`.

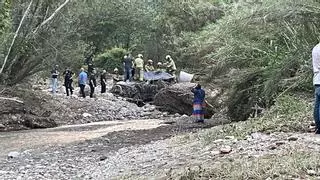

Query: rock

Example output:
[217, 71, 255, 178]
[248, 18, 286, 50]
[275, 141, 286, 146]
[181, 114, 189, 118]
[163, 112, 169, 116]
[225, 136, 235, 140]
[0, 170, 8, 174]
[269, 145, 277, 150]
[251, 132, 270, 140]
[309, 125, 316, 132]
[288, 136, 298, 141]
[219, 146, 232, 154]
[307, 170, 317, 176]
[211, 151, 221, 155]
[141, 112, 152, 117]
[82, 113, 93, 118]
[110, 81, 168, 102]
[214, 139, 225, 143]
[154, 83, 215, 118]
[8, 151, 20, 158]
[23, 116, 57, 129]
[0, 124, 5, 129]
[99, 156, 107, 161]
[11, 115, 18, 120]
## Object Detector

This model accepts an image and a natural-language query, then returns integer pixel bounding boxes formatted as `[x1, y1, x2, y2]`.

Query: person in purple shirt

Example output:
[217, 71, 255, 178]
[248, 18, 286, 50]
[78, 68, 88, 98]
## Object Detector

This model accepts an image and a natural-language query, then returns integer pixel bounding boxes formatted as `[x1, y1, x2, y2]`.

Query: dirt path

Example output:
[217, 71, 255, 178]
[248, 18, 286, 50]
[0, 119, 165, 157]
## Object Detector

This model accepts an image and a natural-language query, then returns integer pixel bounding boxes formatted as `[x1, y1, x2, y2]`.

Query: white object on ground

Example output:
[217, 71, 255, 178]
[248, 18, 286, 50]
[82, 113, 93, 118]
[179, 71, 194, 82]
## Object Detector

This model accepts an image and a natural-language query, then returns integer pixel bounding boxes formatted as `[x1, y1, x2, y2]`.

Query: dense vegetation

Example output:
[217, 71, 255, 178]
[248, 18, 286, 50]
[0, 0, 319, 121]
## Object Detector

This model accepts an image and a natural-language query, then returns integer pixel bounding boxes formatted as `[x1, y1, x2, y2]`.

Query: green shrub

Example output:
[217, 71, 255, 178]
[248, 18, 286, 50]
[96, 47, 127, 74]
[177, 0, 320, 121]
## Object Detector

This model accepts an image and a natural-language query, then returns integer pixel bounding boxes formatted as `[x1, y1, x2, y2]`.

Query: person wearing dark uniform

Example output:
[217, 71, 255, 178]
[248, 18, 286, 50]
[63, 68, 74, 96]
[100, 69, 107, 93]
[89, 68, 97, 98]
[123, 54, 133, 82]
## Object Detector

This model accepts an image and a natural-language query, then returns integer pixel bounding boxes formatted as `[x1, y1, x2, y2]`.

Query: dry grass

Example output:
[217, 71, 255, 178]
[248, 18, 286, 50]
[172, 95, 315, 179]
[179, 95, 313, 145]
[171, 151, 320, 180]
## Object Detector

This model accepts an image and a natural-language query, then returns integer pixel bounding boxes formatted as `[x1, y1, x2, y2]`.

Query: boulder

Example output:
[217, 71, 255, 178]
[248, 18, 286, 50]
[154, 83, 215, 118]
[0, 98, 25, 115]
[23, 115, 57, 129]
[110, 81, 169, 102]
[220, 146, 232, 154]
[8, 151, 20, 158]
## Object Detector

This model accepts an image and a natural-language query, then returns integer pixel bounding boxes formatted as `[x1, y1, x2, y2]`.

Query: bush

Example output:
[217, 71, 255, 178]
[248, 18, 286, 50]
[96, 47, 127, 74]
[176, 0, 320, 121]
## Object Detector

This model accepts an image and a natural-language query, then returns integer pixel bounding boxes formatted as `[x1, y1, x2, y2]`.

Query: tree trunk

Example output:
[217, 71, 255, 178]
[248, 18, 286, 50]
[0, 0, 33, 74]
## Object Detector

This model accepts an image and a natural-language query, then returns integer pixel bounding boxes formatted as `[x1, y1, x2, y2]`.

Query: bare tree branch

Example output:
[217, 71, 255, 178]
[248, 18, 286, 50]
[0, 0, 33, 74]
[32, 0, 71, 34]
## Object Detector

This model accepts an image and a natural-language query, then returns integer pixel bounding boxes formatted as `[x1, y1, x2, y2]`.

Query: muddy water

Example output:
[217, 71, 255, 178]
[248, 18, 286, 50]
[0, 119, 165, 157]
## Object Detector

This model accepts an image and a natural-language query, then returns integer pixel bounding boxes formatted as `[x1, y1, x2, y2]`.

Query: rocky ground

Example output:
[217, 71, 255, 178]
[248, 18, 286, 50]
[1, 120, 320, 179]
[0, 79, 183, 131]
[2, 79, 317, 179]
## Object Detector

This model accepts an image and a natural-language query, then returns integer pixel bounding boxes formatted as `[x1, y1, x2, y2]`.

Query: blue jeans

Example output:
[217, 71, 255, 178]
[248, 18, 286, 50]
[314, 86, 320, 133]
[52, 78, 58, 94]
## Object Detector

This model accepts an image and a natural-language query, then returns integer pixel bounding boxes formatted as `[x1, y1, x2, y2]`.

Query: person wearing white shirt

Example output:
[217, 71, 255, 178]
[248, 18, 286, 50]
[312, 43, 320, 134]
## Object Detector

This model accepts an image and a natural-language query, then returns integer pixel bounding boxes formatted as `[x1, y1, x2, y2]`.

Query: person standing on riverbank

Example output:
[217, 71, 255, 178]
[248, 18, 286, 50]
[313, 43, 320, 134]
[51, 65, 59, 95]
[134, 54, 144, 82]
[79, 68, 87, 98]
[123, 54, 133, 82]
[191, 84, 206, 123]
[100, 69, 107, 93]
[63, 67, 74, 96]
[89, 68, 97, 98]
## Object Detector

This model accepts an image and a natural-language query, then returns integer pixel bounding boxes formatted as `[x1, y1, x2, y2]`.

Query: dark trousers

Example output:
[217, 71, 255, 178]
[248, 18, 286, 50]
[80, 84, 86, 98]
[65, 80, 73, 96]
[314, 86, 320, 133]
[101, 82, 106, 93]
[89, 82, 95, 98]
[124, 67, 132, 82]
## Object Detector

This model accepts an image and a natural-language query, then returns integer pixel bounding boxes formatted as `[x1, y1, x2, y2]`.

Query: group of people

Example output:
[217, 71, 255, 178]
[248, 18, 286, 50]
[50, 53, 207, 123]
[50, 65, 104, 99]
[122, 54, 177, 82]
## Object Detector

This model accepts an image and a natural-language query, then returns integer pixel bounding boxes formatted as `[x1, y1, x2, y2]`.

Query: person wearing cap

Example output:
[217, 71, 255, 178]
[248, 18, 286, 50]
[113, 68, 122, 84]
[51, 65, 59, 95]
[100, 69, 107, 93]
[134, 54, 144, 81]
[145, 59, 155, 72]
[165, 55, 177, 76]
[156, 62, 165, 72]
[78, 67, 88, 98]
[123, 54, 133, 82]
[165, 55, 177, 82]
[191, 84, 206, 123]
